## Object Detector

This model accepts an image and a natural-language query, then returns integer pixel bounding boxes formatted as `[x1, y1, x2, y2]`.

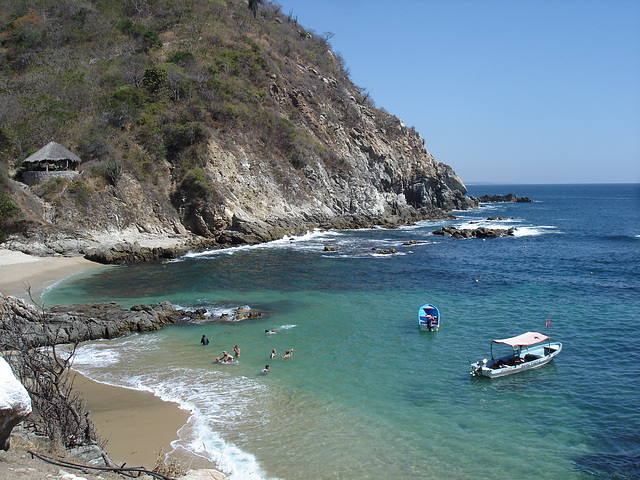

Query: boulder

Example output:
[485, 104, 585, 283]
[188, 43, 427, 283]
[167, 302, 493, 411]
[432, 225, 514, 238]
[372, 248, 397, 254]
[0, 357, 32, 451]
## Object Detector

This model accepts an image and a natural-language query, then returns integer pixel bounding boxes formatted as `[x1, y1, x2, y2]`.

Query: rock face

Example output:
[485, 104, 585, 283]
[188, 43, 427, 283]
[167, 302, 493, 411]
[432, 225, 515, 238]
[474, 194, 533, 203]
[0, 294, 263, 349]
[0, 357, 32, 451]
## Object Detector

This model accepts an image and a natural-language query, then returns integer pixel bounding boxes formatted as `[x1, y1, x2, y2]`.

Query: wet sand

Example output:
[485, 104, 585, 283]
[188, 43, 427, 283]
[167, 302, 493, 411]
[72, 371, 191, 468]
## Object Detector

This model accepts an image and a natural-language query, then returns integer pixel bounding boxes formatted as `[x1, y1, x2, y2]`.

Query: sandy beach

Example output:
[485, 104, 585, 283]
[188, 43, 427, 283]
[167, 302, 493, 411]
[72, 371, 192, 468]
[0, 248, 211, 473]
[0, 249, 105, 303]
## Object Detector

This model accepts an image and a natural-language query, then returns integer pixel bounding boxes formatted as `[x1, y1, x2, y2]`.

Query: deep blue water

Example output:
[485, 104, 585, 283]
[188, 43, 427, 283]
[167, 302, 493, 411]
[45, 184, 640, 480]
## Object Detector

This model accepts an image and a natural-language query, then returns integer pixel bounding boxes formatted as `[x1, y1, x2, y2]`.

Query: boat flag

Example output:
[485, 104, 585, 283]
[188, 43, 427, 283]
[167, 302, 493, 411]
[546, 318, 551, 328]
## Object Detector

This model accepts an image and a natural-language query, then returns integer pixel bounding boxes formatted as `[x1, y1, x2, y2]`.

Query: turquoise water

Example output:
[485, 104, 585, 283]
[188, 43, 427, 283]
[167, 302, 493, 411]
[45, 184, 640, 480]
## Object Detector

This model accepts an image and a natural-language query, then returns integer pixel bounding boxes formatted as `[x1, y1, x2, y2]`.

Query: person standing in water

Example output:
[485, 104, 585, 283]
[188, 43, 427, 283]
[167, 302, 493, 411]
[233, 344, 241, 358]
[201, 335, 209, 346]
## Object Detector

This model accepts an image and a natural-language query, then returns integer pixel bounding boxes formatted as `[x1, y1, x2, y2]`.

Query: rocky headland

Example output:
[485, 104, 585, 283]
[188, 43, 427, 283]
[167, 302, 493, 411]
[0, 0, 478, 264]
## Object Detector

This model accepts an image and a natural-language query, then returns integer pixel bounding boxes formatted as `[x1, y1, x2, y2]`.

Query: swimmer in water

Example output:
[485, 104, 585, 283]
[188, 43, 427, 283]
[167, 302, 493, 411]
[270, 349, 277, 359]
[262, 365, 270, 374]
[280, 349, 293, 359]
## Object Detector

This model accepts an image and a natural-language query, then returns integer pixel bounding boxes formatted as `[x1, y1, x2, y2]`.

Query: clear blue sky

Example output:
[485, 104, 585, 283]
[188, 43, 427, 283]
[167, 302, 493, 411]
[276, 0, 640, 184]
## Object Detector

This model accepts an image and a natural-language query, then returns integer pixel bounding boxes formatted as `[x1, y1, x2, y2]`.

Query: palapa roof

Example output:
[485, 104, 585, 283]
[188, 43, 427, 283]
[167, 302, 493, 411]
[23, 141, 81, 164]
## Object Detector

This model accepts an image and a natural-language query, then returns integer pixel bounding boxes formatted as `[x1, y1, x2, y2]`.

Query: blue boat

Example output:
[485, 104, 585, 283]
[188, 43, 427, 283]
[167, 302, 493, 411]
[418, 304, 440, 331]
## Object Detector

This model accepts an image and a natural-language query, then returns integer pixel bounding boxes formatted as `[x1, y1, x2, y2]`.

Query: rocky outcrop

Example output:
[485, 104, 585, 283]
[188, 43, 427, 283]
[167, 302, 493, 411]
[84, 242, 190, 265]
[474, 194, 533, 203]
[0, 294, 263, 349]
[432, 225, 514, 238]
[0, 357, 32, 451]
[187, 110, 478, 247]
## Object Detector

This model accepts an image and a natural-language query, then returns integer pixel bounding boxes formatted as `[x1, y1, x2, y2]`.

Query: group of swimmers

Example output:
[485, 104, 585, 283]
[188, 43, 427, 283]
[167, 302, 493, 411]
[270, 348, 293, 359]
[262, 348, 292, 374]
[201, 333, 293, 373]
[210, 343, 241, 364]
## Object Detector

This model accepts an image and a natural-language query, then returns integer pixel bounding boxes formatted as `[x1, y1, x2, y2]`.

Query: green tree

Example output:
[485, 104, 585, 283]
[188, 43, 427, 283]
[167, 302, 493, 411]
[142, 66, 168, 94]
[248, 0, 263, 17]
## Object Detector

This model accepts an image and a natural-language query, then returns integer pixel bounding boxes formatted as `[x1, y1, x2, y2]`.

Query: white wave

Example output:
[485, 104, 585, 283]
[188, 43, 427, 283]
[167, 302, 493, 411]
[277, 324, 297, 330]
[180, 229, 337, 260]
[72, 346, 121, 367]
[512, 225, 560, 237]
[148, 371, 272, 480]
[72, 335, 165, 373]
[178, 415, 274, 480]
[73, 359, 274, 480]
[173, 303, 250, 318]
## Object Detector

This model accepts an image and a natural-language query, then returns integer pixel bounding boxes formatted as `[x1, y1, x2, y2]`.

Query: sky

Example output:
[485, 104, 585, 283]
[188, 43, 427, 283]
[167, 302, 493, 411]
[276, 0, 640, 184]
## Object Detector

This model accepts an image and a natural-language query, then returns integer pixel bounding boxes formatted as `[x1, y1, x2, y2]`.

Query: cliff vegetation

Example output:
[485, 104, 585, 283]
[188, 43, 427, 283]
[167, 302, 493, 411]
[0, 0, 477, 256]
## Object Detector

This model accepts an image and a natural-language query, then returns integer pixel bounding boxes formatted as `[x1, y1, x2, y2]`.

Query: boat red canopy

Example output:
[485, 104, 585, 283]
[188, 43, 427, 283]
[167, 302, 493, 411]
[492, 332, 549, 347]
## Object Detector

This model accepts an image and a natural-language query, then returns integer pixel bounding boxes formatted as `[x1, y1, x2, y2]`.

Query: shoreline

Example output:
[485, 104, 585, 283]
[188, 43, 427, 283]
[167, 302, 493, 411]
[0, 248, 219, 474]
[0, 249, 105, 303]
[71, 370, 192, 468]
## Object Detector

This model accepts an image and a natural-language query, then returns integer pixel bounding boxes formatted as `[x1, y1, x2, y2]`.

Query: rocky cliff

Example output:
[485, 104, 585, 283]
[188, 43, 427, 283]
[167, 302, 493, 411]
[0, 0, 477, 258]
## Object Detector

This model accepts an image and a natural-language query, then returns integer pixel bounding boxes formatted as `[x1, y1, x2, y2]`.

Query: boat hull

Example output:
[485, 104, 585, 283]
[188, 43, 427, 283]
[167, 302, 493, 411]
[418, 304, 440, 331]
[418, 324, 437, 332]
[471, 342, 562, 378]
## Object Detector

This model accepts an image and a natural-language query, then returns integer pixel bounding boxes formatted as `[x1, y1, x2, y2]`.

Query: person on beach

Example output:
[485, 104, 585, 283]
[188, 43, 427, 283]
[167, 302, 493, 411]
[233, 344, 240, 358]
[201, 335, 209, 345]
[280, 349, 293, 359]
[270, 349, 277, 359]
[262, 365, 270, 374]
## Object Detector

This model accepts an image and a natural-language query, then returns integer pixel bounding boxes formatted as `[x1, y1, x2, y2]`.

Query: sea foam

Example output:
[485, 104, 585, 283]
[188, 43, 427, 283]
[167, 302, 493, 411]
[73, 341, 274, 480]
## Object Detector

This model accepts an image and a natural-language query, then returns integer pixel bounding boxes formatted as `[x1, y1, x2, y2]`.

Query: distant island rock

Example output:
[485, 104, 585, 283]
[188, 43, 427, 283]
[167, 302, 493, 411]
[474, 194, 534, 203]
[432, 225, 514, 239]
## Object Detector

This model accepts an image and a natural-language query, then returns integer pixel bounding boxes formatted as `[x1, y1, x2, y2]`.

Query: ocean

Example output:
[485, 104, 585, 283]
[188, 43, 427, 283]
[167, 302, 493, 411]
[44, 184, 640, 480]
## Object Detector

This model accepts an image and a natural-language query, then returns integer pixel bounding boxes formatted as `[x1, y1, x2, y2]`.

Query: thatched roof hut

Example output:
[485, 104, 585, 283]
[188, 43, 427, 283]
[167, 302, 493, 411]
[23, 141, 81, 171]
